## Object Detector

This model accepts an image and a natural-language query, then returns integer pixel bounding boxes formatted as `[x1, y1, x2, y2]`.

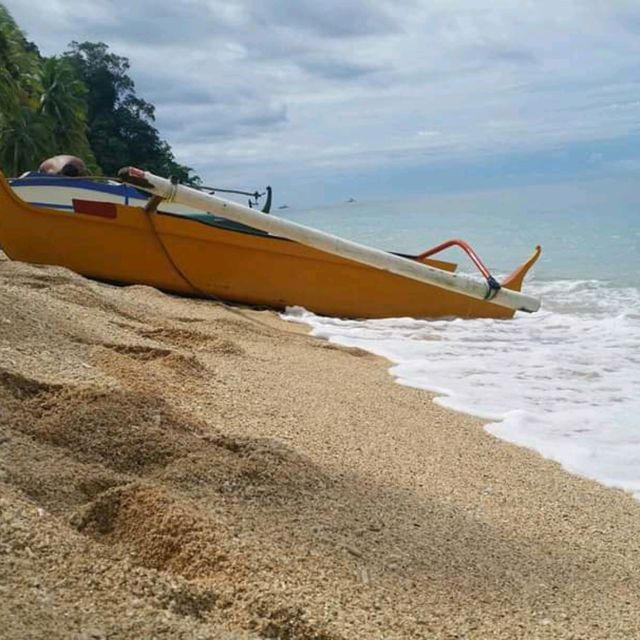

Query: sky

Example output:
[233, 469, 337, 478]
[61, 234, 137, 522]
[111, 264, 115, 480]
[5, 0, 640, 207]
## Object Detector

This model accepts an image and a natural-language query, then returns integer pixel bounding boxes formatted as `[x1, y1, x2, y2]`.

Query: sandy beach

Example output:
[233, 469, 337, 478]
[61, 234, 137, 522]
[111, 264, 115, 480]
[1, 249, 639, 640]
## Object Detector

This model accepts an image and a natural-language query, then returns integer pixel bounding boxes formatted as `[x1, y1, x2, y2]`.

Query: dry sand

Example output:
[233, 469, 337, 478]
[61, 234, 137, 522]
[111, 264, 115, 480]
[1, 249, 639, 640]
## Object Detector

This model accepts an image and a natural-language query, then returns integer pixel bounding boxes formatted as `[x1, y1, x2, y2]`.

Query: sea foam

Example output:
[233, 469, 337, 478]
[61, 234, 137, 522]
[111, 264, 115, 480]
[284, 279, 640, 499]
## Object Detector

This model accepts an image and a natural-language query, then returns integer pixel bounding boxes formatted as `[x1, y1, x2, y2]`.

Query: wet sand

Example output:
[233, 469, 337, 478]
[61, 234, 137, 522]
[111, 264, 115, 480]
[1, 251, 639, 639]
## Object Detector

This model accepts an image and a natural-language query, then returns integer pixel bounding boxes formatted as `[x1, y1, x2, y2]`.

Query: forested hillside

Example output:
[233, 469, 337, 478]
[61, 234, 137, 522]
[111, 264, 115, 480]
[0, 3, 199, 182]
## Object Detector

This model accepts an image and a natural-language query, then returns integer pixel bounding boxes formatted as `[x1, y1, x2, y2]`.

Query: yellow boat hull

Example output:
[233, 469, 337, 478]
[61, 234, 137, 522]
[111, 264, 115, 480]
[0, 175, 540, 319]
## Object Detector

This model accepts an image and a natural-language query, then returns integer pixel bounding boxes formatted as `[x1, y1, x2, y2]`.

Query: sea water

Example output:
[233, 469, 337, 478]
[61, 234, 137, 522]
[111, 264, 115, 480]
[280, 190, 640, 499]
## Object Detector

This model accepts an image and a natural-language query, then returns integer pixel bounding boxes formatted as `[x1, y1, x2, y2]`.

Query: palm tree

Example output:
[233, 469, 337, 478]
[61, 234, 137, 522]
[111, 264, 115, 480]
[38, 56, 94, 160]
[0, 4, 49, 176]
[0, 5, 39, 112]
[0, 11, 22, 118]
[0, 105, 51, 176]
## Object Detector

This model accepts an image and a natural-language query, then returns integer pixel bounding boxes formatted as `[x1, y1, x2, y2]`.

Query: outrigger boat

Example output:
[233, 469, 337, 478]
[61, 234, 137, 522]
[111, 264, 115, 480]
[0, 170, 541, 319]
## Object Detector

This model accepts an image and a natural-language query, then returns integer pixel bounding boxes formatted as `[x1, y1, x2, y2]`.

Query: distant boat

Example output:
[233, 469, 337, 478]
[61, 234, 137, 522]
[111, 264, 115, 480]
[346, 197, 356, 203]
[278, 204, 290, 210]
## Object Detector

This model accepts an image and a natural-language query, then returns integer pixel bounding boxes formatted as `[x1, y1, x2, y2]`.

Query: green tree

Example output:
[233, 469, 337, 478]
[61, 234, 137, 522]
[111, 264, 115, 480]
[0, 4, 37, 114]
[64, 41, 199, 183]
[0, 104, 51, 174]
[38, 56, 96, 167]
[1, 5, 199, 181]
[0, 4, 52, 175]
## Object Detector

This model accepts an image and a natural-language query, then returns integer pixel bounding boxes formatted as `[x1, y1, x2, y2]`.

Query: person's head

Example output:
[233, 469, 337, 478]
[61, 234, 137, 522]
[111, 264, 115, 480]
[60, 163, 80, 177]
[39, 155, 88, 177]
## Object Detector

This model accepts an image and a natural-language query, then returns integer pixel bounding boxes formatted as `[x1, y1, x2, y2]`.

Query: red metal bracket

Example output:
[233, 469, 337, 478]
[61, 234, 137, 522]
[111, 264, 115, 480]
[417, 239, 493, 280]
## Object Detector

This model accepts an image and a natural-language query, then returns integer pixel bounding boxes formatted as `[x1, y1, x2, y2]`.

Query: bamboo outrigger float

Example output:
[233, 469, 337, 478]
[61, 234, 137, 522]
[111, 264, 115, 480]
[0, 170, 541, 319]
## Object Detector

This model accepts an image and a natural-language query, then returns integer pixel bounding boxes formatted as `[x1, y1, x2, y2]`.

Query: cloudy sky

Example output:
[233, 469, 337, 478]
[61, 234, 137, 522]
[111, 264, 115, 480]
[5, 0, 640, 206]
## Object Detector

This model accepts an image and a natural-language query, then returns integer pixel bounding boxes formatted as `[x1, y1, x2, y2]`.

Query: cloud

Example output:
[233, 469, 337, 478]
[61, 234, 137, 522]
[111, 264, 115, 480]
[248, 0, 401, 39]
[295, 55, 380, 80]
[480, 47, 537, 66]
[156, 99, 288, 139]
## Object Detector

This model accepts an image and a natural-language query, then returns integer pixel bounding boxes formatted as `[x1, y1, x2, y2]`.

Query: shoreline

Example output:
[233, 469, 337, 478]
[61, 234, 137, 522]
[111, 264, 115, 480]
[287, 301, 640, 505]
[1, 253, 640, 639]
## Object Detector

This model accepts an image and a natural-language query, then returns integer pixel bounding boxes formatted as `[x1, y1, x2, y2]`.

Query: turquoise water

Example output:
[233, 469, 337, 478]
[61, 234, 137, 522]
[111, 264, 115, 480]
[281, 196, 640, 285]
[281, 195, 640, 499]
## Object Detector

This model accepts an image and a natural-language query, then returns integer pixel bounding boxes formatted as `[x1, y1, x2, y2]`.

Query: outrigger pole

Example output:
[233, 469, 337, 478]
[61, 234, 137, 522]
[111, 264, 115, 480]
[118, 167, 541, 314]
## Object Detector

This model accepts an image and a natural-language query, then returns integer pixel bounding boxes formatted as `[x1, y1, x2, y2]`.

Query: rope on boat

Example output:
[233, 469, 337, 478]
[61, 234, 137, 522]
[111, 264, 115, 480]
[140, 192, 204, 296]
[141, 193, 274, 316]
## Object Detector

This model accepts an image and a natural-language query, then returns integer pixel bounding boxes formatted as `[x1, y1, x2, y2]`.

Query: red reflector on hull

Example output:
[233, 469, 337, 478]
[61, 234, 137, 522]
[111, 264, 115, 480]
[72, 199, 117, 219]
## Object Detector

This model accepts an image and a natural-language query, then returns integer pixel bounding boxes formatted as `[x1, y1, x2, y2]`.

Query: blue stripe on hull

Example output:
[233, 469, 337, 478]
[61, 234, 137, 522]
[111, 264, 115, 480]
[28, 202, 75, 211]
